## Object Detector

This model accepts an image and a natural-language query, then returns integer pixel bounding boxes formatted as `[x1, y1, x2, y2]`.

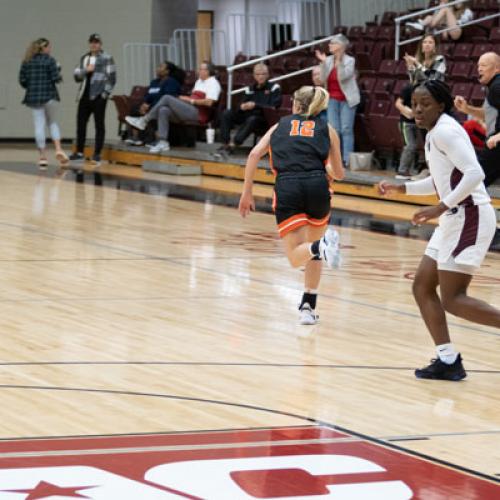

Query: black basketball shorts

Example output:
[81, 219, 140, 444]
[273, 172, 331, 238]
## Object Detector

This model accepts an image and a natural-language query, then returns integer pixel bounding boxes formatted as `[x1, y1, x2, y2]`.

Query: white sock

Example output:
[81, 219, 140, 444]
[436, 343, 458, 365]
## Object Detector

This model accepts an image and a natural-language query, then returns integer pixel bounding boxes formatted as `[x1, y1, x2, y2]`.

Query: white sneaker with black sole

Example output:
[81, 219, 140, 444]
[125, 116, 147, 131]
[149, 140, 170, 153]
[299, 303, 319, 325]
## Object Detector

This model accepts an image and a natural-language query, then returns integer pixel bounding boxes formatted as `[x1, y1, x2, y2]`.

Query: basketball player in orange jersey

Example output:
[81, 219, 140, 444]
[239, 86, 344, 325]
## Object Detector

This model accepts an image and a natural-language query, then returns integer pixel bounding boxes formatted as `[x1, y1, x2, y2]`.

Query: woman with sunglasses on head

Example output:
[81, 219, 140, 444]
[378, 80, 500, 381]
[239, 86, 344, 325]
[19, 38, 68, 168]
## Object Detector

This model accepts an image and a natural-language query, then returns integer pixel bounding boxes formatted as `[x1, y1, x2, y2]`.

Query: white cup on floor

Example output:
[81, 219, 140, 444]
[206, 127, 215, 144]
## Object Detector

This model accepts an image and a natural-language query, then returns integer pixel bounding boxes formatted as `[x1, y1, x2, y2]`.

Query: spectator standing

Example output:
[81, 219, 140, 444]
[404, 34, 446, 85]
[455, 52, 500, 186]
[217, 63, 282, 156]
[395, 84, 418, 179]
[316, 34, 360, 167]
[70, 34, 116, 166]
[19, 38, 68, 167]
[125, 61, 221, 153]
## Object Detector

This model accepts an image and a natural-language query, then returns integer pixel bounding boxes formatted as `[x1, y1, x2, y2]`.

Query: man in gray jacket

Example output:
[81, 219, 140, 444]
[317, 34, 360, 166]
[70, 34, 116, 165]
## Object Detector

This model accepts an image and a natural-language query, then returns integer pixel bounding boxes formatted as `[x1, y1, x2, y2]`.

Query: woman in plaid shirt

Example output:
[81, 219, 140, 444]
[19, 38, 68, 167]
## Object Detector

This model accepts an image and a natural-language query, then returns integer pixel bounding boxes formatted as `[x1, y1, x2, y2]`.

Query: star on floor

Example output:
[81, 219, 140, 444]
[3, 480, 95, 499]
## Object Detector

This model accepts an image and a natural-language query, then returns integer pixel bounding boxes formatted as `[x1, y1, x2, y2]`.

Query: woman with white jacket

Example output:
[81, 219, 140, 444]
[316, 34, 360, 166]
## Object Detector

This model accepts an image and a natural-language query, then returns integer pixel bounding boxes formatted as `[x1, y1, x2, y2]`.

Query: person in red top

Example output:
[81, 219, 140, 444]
[316, 34, 360, 166]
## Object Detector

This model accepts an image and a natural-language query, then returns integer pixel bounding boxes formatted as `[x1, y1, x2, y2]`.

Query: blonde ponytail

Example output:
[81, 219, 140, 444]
[307, 86, 329, 116]
[23, 38, 49, 63]
[293, 85, 328, 117]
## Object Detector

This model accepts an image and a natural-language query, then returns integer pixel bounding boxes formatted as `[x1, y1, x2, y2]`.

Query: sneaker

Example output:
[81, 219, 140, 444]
[125, 116, 147, 131]
[395, 171, 411, 180]
[415, 354, 467, 381]
[299, 303, 319, 325]
[148, 140, 170, 154]
[411, 168, 430, 181]
[69, 152, 84, 162]
[125, 138, 144, 146]
[55, 150, 69, 166]
[319, 227, 342, 269]
[406, 20, 424, 31]
[38, 158, 48, 169]
[90, 154, 101, 166]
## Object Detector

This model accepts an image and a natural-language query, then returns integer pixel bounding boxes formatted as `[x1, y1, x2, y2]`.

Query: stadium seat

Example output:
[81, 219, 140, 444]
[451, 82, 474, 101]
[377, 26, 395, 40]
[374, 78, 395, 100]
[450, 61, 474, 81]
[489, 27, 500, 42]
[470, 84, 486, 106]
[348, 26, 364, 40]
[471, 43, 493, 60]
[378, 59, 399, 77]
[452, 43, 473, 61]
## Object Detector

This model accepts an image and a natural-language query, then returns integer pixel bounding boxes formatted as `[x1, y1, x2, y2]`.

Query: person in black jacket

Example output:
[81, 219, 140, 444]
[217, 63, 282, 155]
[19, 38, 68, 167]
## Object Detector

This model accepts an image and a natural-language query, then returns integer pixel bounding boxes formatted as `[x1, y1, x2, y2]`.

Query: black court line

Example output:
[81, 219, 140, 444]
[0, 294, 279, 304]
[0, 193, 499, 340]
[0, 384, 497, 484]
[0, 214, 499, 339]
[0, 360, 500, 374]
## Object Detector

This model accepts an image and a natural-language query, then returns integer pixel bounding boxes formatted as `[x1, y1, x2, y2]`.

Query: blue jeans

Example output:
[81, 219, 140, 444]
[31, 99, 61, 150]
[327, 98, 357, 165]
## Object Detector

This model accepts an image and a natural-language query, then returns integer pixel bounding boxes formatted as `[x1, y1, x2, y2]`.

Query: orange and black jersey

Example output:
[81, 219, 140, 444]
[269, 114, 330, 175]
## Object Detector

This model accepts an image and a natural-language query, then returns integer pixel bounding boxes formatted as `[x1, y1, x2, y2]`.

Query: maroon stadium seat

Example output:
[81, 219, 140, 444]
[378, 59, 399, 77]
[451, 82, 474, 101]
[470, 84, 486, 106]
[450, 61, 474, 82]
[452, 43, 474, 61]
[471, 43, 493, 61]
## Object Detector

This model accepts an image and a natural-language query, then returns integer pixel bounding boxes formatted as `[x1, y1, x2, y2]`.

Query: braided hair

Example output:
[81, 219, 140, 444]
[415, 79, 454, 115]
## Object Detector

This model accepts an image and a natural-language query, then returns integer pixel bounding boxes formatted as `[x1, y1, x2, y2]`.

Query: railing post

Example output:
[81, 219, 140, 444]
[227, 70, 233, 111]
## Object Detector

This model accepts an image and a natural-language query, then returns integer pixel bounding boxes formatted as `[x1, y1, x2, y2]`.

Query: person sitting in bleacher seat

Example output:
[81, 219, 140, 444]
[125, 61, 221, 153]
[216, 63, 282, 156]
[125, 61, 184, 146]
[406, 0, 473, 41]
[404, 34, 447, 85]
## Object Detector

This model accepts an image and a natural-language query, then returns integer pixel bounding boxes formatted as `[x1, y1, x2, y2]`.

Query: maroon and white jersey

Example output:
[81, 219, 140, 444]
[406, 113, 490, 208]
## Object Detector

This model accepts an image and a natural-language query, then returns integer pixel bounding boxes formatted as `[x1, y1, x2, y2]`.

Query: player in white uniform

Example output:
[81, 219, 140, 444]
[379, 80, 500, 381]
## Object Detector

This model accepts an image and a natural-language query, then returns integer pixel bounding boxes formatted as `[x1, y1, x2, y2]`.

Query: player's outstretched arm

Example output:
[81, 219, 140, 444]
[239, 124, 277, 218]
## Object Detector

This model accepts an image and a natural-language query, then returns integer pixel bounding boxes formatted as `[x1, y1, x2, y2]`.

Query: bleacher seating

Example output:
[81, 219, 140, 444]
[114, 2, 499, 162]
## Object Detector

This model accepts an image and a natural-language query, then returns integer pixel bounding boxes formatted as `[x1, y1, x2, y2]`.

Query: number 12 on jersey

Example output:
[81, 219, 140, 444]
[289, 119, 315, 137]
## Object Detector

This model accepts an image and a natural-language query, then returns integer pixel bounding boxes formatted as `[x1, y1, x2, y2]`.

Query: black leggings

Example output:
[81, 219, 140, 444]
[76, 96, 107, 155]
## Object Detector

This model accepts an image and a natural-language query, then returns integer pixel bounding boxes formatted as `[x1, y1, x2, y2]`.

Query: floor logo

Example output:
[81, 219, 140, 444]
[0, 426, 497, 499]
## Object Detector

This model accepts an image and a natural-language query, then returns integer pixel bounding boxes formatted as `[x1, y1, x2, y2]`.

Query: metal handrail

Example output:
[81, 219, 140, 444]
[231, 66, 317, 95]
[226, 35, 332, 109]
[394, 0, 499, 60]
